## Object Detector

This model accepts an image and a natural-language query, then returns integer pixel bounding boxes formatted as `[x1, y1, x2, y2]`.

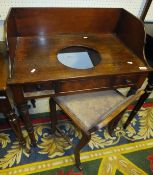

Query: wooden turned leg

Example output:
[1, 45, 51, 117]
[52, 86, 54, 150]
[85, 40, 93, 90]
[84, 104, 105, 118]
[124, 82, 153, 129]
[49, 97, 57, 133]
[18, 103, 36, 146]
[5, 110, 26, 146]
[0, 93, 25, 147]
[74, 131, 91, 170]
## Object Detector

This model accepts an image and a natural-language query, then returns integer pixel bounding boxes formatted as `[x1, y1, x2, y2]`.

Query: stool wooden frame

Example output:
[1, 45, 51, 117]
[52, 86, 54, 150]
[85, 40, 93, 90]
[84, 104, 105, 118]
[51, 89, 144, 169]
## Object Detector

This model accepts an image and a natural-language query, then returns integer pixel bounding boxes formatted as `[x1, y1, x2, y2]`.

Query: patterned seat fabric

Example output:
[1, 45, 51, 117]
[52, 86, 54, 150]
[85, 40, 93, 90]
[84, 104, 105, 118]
[55, 90, 126, 131]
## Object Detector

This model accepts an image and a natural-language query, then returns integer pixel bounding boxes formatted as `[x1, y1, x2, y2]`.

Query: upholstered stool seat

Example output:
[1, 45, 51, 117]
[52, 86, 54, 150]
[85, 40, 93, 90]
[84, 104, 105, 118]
[50, 89, 144, 169]
[55, 90, 126, 131]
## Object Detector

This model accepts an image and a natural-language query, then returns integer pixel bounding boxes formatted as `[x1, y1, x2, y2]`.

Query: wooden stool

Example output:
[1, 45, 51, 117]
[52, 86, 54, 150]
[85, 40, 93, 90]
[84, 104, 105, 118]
[51, 89, 144, 169]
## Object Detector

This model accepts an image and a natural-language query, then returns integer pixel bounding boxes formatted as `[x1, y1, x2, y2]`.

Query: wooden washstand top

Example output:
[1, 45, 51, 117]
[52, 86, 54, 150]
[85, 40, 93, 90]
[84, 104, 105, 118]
[5, 8, 152, 85]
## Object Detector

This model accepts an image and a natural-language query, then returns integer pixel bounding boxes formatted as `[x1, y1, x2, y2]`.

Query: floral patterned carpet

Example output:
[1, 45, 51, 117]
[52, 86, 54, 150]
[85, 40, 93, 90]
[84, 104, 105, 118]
[1, 99, 153, 175]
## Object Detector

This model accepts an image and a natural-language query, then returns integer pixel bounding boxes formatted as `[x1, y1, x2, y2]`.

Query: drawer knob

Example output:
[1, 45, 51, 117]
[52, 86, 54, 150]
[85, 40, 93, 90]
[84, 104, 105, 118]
[36, 85, 42, 90]
[125, 79, 132, 84]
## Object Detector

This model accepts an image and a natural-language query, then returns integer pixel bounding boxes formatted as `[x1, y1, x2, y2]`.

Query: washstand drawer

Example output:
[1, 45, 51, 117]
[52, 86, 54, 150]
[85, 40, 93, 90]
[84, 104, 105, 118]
[23, 82, 55, 98]
[23, 82, 54, 92]
[57, 75, 141, 93]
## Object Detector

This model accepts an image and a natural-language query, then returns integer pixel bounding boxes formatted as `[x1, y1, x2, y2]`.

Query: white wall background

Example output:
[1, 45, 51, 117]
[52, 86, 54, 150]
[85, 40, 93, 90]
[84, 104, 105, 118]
[144, 1, 153, 36]
[145, 1, 153, 22]
[0, 0, 146, 20]
[0, 21, 4, 41]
